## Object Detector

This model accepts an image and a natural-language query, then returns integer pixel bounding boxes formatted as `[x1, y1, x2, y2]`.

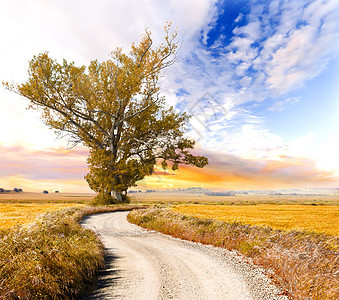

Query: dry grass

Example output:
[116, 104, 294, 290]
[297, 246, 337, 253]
[0, 207, 103, 299]
[0, 205, 145, 299]
[172, 204, 339, 236]
[128, 207, 339, 299]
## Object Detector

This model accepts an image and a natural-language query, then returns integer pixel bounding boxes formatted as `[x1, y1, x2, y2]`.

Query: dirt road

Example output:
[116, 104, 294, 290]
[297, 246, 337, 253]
[82, 211, 287, 300]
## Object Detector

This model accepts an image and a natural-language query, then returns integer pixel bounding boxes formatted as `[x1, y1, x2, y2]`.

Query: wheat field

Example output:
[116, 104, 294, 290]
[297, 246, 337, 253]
[0, 203, 84, 229]
[129, 192, 339, 205]
[2, 192, 339, 234]
[0, 192, 95, 229]
[0, 192, 95, 204]
[172, 204, 339, 235]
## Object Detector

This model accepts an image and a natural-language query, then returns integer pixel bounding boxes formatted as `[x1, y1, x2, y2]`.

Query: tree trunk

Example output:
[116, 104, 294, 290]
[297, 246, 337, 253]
[112, 190, 123, 202]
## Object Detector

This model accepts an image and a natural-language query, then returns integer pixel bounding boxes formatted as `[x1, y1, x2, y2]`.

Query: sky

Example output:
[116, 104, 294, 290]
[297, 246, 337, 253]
[0, 0, 339, 193]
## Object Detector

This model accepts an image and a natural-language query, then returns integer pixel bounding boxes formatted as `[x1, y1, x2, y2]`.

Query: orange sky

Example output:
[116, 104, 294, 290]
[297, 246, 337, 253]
[146, 150, 338, 191]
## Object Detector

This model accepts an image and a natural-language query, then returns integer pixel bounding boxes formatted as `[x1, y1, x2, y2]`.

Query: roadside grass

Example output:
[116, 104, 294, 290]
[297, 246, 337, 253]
[171, 204, 339, 236]
[0, 205, 144, 299]
[128, 207, 339, 300]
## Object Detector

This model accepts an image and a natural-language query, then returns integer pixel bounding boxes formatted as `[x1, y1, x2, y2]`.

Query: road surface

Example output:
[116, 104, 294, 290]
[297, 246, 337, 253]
[82, 211, 287, 300]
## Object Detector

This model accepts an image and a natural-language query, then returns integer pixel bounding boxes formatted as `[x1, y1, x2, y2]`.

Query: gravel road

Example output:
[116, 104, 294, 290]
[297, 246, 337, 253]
[82, 211, 288, 300]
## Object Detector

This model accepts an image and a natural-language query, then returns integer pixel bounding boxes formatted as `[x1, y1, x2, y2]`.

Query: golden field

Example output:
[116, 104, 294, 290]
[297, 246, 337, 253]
[172, 204, 339, 236]
[0, 202, 84, 229]
[0, 192, 94, 229]
[0, 192, 95, 204]
[129, 191, 339, 206]
[2, 191, 339, 234]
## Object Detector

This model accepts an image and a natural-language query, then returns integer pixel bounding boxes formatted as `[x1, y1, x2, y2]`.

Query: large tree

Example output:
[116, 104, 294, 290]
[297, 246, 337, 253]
[3, 24, 208, 204]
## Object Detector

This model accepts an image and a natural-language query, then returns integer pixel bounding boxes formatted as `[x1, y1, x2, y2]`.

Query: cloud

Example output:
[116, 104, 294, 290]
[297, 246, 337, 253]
[238, 0, 339, 95]
[161, 0, 339, 156]
[6, 0, 336, 152]
[1, 138, 337, 193]
[0, 0, 218, 65]
[269, 97, 299, 111]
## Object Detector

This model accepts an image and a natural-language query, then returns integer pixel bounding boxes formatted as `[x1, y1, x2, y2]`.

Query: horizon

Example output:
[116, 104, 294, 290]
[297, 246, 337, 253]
[1, 185, 338, 195]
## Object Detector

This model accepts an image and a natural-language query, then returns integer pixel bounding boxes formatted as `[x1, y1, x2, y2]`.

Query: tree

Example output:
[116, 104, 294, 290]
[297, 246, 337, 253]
[3, 24, 208, 204]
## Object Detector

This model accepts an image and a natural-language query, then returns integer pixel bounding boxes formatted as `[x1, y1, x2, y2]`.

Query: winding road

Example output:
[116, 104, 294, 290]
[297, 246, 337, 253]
[81, 211, 287, 300]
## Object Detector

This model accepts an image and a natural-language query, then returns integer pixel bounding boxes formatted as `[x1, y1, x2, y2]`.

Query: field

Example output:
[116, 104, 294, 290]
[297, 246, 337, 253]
[0, 192, 95, 204]
[129, 191, 339, 206]
[0, 192, 95, 229]
[1, 191, 338, 298]
[0, 204, 142, 299]
[0, 203, 85, 229]
[0, 192, 95, 230]
[172, 204, 339, 236]
[129, 192, 339, 236]
[2, 191, 339, 233]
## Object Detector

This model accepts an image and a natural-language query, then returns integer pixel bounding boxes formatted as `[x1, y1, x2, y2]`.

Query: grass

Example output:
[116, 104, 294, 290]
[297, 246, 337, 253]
[128, 207, 339, 300]
[171, 204, 339, 236]
[0, 204, 144, 299]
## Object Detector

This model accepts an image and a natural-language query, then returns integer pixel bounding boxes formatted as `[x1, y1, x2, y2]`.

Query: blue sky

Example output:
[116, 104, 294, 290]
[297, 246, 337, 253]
[0, 0, 338, 192]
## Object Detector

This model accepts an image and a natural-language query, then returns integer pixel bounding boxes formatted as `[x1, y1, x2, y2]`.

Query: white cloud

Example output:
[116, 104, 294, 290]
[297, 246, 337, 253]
[161, 0, 339, 161]
[269, 97, 299, 111]
[234, 13, 244, 23]
[262, 0, 339, 93]
[172, 0, 339, 105]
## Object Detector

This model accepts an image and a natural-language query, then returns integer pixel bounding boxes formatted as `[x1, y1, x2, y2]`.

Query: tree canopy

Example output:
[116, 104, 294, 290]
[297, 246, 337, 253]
[3, 24, 208, 204]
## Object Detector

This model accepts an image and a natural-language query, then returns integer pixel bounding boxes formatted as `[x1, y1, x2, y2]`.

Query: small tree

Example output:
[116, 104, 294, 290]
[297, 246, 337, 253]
[4, 24, 208, 204]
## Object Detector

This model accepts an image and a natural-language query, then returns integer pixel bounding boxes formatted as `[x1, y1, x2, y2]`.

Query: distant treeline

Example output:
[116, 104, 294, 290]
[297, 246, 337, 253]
[0, 188, 23, 193]
[127, 188, 238, 196]
[205, 191, 235, 196]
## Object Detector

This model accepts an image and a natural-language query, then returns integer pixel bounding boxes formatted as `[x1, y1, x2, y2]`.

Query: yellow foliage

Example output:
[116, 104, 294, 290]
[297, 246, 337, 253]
[172, 204, 339, 236]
